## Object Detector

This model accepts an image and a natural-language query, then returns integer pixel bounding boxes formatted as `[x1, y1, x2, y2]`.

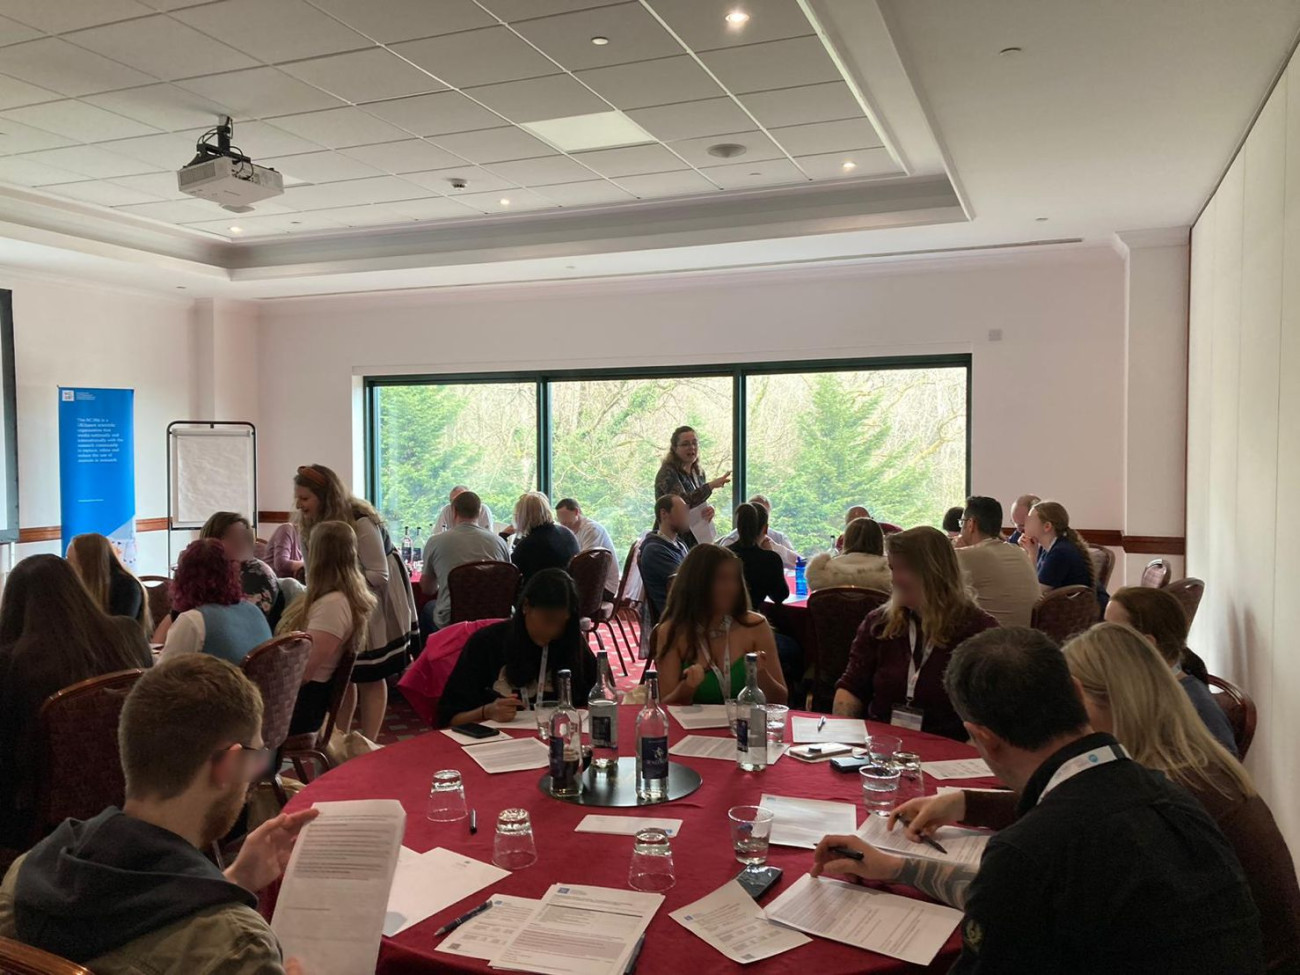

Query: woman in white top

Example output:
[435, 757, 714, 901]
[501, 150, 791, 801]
[279, 520, 378, 737]
[806, 517, 893, 593]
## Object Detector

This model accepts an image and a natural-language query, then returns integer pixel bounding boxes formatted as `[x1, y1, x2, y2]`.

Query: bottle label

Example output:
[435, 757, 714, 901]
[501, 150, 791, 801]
[592, 713, 615, 749]
[549, 736, 565, 779]
[736, 719, 749, 753]
[640, 735, 669, 778]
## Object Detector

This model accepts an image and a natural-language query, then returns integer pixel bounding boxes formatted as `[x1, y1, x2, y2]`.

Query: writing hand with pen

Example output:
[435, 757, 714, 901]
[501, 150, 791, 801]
[483, 694, 525, 723]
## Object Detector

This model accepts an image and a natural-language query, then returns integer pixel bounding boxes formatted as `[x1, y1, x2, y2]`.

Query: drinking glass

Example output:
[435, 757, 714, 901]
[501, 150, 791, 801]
[866, 734, 902, 765]
[764, 704, 789, 744]
[628, 828, 676, 892]
[493, 808, 537, 870]
[729, 805, 775, 866]
[894, 751, 926, 804]
[860, 764, 901, 817]
[426, 769, 468, 822]
[535, 699, 558, 741]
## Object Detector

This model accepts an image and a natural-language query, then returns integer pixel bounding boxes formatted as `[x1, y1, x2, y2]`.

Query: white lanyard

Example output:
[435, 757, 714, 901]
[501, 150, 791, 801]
[1037, 742, 1130, 803]
[905, 619, 935, 704]
[535, 644, 549, 707]
[700, 618, 733, 698]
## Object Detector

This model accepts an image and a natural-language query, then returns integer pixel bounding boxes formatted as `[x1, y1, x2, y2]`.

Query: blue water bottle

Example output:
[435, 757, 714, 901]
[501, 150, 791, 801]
[794, 556, 808, 597]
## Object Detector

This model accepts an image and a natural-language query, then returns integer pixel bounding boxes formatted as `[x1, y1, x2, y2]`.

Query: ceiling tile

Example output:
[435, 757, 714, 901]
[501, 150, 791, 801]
[281, 48, 445, 104]
[278, 174, 428, 209]
[668, 130, 783, 167]
[2, 100, 160, 141]
[310, 203, 414, 228]
[456, 187, 557, 214]
[392, 27, 557, 89]
[466, 74, 607, 124]
[796, 146, 899, 180]
[570, 142, 685, 177]
[65, 16, 258, 81]
[699, 156, 806, 189]
[307, 0, 495, 43]
[614, 169, 716, 197]
[262, 150, 386, 184]
[575, 56, 724, 110]
[646, 0, 812, 51]
[404, 165, 516, 194]
[0, 14, 40, 46]
[188, 211, 347, 236]
[266, 108, 411, 149]
[98, 130, 205, 168]
[175, 67, 347, 119]
[627, 97, 752, 142]
[485, 154, 598, 185]
[44, 179, 164, 206]
[340, 139, 466, 173]
[175, 0, 373, 62]
[0, 75, 60, 111]
[533, 178, 633, 205]
[361, 91, 504, 136]
[14, 145, 161, 178]
[0, 119, 77, 154]
[739, 82, 863, 129]
[699, 35, 841, 94]
[0, 37, 156, 96]
[84, 84, 230, 132]
[136, 0, 212, 9]
[382, 196, 480, 220]
[512, 3, 683, 71]
[116, 197, 233, 222]
[769, 117, 882, 156]
[110, 171, 190, 198]
[478, 0, 623, 20]
[0, 0, 154, 33]
[431, 126, 555, 164]
[227, 120, 328, 157]
[0, 155, 84, 186]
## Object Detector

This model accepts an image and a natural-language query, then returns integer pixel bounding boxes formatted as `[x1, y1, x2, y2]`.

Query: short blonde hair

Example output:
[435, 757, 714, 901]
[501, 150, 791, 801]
[513, 491, 555, 536]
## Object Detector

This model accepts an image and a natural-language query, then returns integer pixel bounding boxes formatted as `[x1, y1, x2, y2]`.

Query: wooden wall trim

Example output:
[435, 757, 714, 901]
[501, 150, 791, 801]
[1121, 534, 1186, 555]
[259, 511, 292, 523]
[18, 516, 171, 544]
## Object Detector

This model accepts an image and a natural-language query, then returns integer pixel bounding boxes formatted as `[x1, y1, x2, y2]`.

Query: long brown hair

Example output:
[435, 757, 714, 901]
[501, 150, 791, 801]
[878, 526, 981, 646]
[277, 521, 376, 651]
[654, 544, 758, 667]
[660, 425, 702, 475]
[1064, 623, 1252, 799]
[294, 463, 380, 548]
[1109, 586, 1188, 666]
[843, 517, 884, 556]
[1031, 500, 1095, 586]
[66, 533, 151, 635]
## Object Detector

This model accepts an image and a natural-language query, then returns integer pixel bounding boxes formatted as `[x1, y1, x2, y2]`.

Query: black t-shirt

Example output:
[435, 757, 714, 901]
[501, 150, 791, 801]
[954, 732, 1263, 974]
[511, 523, 579, 586]
[726, 543, 789, 606]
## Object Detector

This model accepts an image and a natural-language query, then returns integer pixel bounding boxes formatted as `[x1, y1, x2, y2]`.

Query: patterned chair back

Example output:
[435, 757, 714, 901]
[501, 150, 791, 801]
[806, 587, 890, 713]
[138, 576, 172, 628]
[1140, 558, 1171, 588]
[240, 632, 313, 754]
[1088, 546, 1115, 592]
[1205, 674, 1257, 758]
[1166, 577, 1206, 629]
[448, 560, 522, 623]
[569, 549, 616, 620]
[1030, 585, 1100, 644]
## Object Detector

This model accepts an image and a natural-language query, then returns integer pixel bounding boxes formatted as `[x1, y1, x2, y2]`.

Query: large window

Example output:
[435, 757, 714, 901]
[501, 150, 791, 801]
[366, 356, 969, 559]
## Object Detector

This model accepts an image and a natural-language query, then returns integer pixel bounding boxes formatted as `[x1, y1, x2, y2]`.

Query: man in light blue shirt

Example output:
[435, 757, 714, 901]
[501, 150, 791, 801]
[555, 498, 620, 596]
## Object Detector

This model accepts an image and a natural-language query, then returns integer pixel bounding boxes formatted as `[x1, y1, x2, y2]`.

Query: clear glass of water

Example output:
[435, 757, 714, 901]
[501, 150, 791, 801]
[426, 769, 468, 822]
[628, 828, 676, 892]
[729, 805, 775, 866]
[535, 699, 558, 741]
[764, 704, 789, 744]
[493, 808, 537, 870]
[866, 733, 903, 765]
[894, 751, 926, 804]
[860, 764, 901, 817]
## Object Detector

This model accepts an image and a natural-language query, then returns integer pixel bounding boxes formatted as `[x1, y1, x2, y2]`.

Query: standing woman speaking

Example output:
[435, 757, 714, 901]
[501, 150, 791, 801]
[654, 425, 731, 547]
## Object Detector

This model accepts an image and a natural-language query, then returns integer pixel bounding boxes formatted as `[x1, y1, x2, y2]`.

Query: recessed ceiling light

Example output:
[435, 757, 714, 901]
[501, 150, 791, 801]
[725, 10, 750, 26]
[841, 160, 857, 171]
[999, 46, 1023, 56]
[499, 198, 511, 207]
[228, 225, 242, 233]
[521, 110, 655, 152]
[590, 35, 609, 45]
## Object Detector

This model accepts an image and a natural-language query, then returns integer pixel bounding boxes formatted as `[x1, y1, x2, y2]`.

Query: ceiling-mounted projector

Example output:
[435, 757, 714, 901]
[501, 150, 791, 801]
[177, 116, 283, 212]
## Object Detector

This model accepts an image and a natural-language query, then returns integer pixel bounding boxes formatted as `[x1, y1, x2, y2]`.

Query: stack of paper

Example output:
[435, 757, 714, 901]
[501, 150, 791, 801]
[765, 874, 963, 966]
[759, 794, 857, 849]
[670, 880, 810, 964]
[440, 727, 508, 746]
[492, 884, 662, 975]
[438, 895, 542, 962]
[670, 735, 789, 763]
[668, 704, 731, 730]
[464, 736, 551, 774]
[855, 814, 990, 866]
[790, 716, 867, 744]
[921, 757, 993, 780]
[385, 848, 509, 936]
[575, 814, 683, 837]
[481, 709, 589, 731]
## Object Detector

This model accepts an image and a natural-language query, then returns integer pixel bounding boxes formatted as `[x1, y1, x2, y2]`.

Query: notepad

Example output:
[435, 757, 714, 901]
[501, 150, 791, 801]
[921, 757, 993, 780]
[790, 716, 867, 744]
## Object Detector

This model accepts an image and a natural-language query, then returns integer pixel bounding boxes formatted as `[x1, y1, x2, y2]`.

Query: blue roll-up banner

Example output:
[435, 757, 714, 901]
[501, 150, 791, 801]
[58, 387, 137, 567]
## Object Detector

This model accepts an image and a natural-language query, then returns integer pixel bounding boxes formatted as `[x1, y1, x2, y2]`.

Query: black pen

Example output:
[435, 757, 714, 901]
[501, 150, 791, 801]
[624, 933, 646, 974]
[829, 845, 864, 861]
[469, 809, 477, 835]
[896, 816, 949, 855]
[434, 900, 493, 937]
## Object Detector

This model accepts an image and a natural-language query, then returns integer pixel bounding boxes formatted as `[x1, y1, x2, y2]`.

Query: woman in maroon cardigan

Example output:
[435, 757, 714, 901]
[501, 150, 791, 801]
[833, 526, 998, 741]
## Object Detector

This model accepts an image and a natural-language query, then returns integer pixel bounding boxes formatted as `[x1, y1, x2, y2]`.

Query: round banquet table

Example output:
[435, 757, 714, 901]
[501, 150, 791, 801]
[282, 709, 999, 975]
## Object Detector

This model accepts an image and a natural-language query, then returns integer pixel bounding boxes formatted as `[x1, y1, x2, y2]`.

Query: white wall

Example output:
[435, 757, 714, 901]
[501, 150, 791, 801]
[257, 247, 1129, 544]
[1187, 45, 1300, 864]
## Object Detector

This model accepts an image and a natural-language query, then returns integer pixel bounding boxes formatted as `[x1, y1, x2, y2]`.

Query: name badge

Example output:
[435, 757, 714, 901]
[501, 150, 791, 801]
[891, 705, 924, 731]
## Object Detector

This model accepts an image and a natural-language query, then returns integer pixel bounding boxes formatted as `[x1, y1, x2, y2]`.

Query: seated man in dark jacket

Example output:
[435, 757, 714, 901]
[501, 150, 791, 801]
[637, 495, 690, 652]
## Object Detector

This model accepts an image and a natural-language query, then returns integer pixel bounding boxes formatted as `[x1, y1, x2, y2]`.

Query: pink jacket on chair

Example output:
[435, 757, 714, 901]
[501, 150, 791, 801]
[397, 619, 502, 725]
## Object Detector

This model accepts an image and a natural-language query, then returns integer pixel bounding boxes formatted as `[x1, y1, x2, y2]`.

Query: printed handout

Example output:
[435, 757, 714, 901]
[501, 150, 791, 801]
[670, 880, 811, 964]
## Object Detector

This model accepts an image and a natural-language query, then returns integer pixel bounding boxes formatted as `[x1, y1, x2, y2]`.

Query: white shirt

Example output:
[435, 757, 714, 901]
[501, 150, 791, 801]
[956, 536, 1043, 627]
[717, 527, 798, 568]
[304, 591, 355, 682]
[574, 517, 620, 594]
[433, 502, 494, 534]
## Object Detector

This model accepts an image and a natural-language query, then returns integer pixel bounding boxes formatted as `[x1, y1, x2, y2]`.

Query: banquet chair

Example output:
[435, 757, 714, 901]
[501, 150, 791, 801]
[1141, 558, 1172, 588]
[138, 575, 172, 627]
[610, 539, 644, 662]
[878, 523, 903, 535]
[0, 937, 91, 975]
[1206, 674, 1257, 759]
[1088, 546, 1115, 592]
[240, 631, 313, 805]
[447, 560, 521, 623]
[569, 549, 625, 675]
[33, 669, 144, 843]
[806, 586, 890, 713]
[1165, 578, 1206, 628]
[281, 650, 356, 783]
[1030, 585, 1100, 644]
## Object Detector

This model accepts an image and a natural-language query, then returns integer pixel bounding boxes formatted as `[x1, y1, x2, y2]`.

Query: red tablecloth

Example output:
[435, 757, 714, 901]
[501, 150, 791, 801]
[283, 710, 997, 975]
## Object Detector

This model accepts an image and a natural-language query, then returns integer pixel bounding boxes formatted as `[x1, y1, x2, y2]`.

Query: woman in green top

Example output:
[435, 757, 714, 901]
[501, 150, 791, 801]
[653, 544, 788, 706]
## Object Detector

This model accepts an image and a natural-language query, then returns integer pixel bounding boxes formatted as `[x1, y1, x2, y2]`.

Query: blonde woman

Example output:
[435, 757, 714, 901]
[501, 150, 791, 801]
[832, 526, 997, 740]
[1065, 623, 1300, 972]
[1021, 500, 1107, 609]
[806, 517, 892, 592]
[509, 491, 578, 586]
[65, 533, 151, 637]
[293, 464, 416, 740]
[279, 521, 377, 737]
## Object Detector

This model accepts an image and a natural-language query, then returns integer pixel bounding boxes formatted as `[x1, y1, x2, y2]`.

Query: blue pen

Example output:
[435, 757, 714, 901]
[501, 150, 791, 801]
[434, 900, 493, 937]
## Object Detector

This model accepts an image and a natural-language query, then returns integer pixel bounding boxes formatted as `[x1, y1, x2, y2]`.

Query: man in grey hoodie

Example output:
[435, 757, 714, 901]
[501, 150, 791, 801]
[0, 654, 315, 974]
